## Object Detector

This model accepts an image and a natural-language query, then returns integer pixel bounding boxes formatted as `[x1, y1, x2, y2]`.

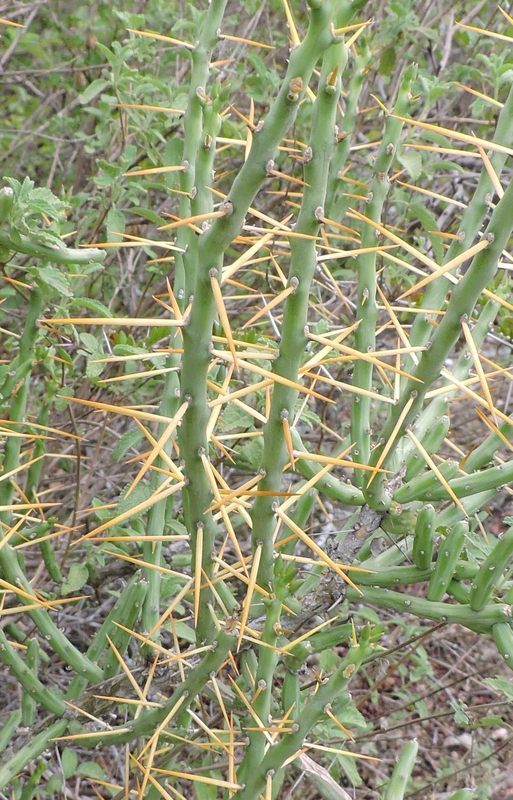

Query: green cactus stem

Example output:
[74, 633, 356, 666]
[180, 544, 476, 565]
[427, 521, 467, 602]
[67, 575, 147, 698]
[250, 41, 345, 588]
[0, 629, 66, 716]
[0, 709, 22, 752]
[292, 431, 365, 505]
[492, 622, 513, 671]
[413, 505, 435, 570]
[367, 173, 513, 509]
[395, 459, 513, 504]
[347, 585, 510, 629]
[0, 232, 104, 266]
[232, 636, 373, 800]
[351, 65, 416, 477]
[138, 0, 229, 645]
[21, 638, 39, 727]
[393, 460, 459, 504]
[470, 524, 513, 611]
[407, 83, 513, 356]
[179, 1, 338, 641]
[463, 416, 513, 473]
[382, 739, 418, 799]
[49, 630, 235, 747]
[0, 720, 68, 790]
[0, 288, 102, 682]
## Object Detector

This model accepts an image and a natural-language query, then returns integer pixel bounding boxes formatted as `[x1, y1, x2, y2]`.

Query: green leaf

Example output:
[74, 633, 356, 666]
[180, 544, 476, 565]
[113, 427, 144, 462]
[407, 202, 444, 262]
[78, 761, 106, 779]
[85, 354, 105, 380]
[61, 748, 78, 779]
[379, 46, 396, 77]
[218, 403, 253, 432]
[79, 78, 110, 105]
[172, 621, 196, 643]
[451, 699, 470, 726]
[33, 266, 72, 297]
[61, 563, 89, 596]
[194, 782, 217, 800]
[105, 208, 125, 243]
[117, 482, 153, 519]
[397, 147, 422, 180]
[46, 774, 64, 794]
[483, 676, 513, 701]
[79, 332, 101, 353]
[71, 297, 112, 317]
[235, 438, 263, 469]
[336, 753, 362, 786]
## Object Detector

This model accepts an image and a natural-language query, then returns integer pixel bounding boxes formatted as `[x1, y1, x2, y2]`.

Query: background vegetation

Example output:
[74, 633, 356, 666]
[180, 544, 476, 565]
[1, 1, 513, 798]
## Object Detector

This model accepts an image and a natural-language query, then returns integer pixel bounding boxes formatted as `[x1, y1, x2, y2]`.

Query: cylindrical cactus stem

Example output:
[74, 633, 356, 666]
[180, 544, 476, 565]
[464, 416, 513, 472]
[350, 65, 416, 480]
[0, 628, 66, 716]
[357, 565, 432, 587]
[282, 670, 301, 719]
[2, 624, 49, 664]
[399, 298, 499, 470]
[186, 102, 221, 292]
[179, 3, 338, 643]
[413, 505, 435, 570]
[404, 415, 450, 481]
[437, 489, 495, 528]
[382, 739, 418, 800]
[140, 373, 180, 646]
[250, 41, 345, 588]
[347, 585, 510, 629]
[0, 289, 102, 683]
[0, 547, 103, 682]
[397, 459, 513, 504]
[470, 524, 513, 611]
[172, 0, 228, 305]
[492, 622, 513, 671]
[23, 400, 62, 583]
[309, 623, 352, 653]
[0, 231, 104, 265]
[325, 47, 369, 218]
[55, 630, 235, 747]
[238, 599, 282, 784]
[446, 580, 471, 605]
[0, 709, 21, 752]
[427, 521, 467, 602]
[0, 288, 43, 509]
[292, 431, 365, 505]
[21, 638, 39, 727]
[232, 637, 373, 800]
[139, 0, 228, 646]
[360, 536, 414, 570]
[393, 460, 459, 504]
[67, 575, 147, 699]
[408, 83, 513, 355]
[367, 171, 513, 507]
[0, 719, 68, 790]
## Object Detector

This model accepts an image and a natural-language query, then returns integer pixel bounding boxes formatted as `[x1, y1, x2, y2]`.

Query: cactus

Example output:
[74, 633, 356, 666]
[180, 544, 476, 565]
[233, 636, 373, 800]
[2, 0, 513, 796]
[470, 524, 513, 611]
[427, 521, 468, 602]
[413, 504, 435, 570]
[382, 739, 418, 799]
[0, 629, 66, 716]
